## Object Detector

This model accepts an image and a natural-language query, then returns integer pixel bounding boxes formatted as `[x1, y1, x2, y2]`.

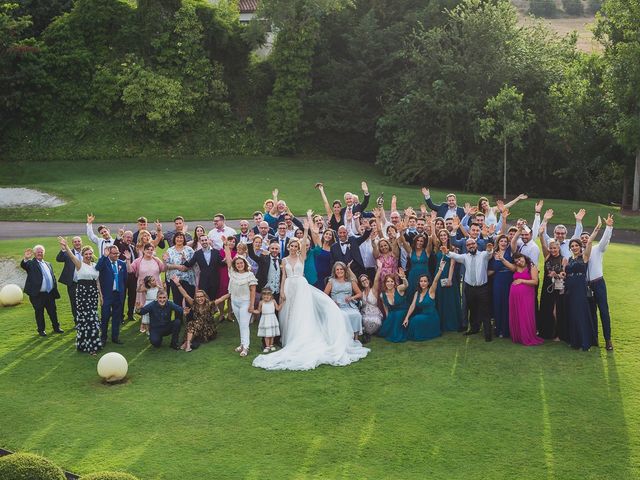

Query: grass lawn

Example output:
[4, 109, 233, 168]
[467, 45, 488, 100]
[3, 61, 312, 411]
[0, 236, 639, 479]
[1, 155, 637, 232]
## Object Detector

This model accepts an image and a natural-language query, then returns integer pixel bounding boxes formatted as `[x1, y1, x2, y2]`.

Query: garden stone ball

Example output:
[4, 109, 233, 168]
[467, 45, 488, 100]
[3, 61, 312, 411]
[0, 284, 23, 307]
[97, 352, 128, 382]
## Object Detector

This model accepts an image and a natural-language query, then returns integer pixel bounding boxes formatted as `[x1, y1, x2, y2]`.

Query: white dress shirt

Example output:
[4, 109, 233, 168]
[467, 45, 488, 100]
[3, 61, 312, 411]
[359, 238, 376, 269]
[447, 250, 491, 286]
[587, 226, 612, 281]
[514, 239, 541, 266]
[208, 225, 237, 250]
[531, 213, 582, 259]
[86, 224, 114, 257]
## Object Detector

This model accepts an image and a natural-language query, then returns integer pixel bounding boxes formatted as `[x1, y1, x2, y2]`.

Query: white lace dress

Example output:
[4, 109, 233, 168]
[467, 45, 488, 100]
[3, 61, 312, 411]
[252, 258, 370, 371]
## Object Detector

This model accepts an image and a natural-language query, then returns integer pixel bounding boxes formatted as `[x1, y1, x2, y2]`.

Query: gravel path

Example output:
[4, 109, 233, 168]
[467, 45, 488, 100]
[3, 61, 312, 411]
[0, 220, 638, 245]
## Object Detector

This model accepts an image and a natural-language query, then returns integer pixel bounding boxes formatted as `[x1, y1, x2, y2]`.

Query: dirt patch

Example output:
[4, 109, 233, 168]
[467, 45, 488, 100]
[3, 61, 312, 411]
[518, 14, 601, 53]
[0, 188, 66, 208]
[0, 259, 26, 290]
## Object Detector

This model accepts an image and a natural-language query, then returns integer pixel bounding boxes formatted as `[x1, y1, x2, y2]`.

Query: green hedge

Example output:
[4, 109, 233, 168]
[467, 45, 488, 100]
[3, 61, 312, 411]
[0, 453, 66, 480]
[81, 472, 140, 480]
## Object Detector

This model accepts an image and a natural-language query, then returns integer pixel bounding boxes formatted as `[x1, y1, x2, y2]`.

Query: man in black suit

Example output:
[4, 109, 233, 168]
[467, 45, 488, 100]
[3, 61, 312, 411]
[115, 230, 138, 321]
[341, 181, 371, 221]
[255, 221, 276, 252]
[235, 220, 252, 245]
[97, 245, 128, 344]
[274, 222, 290, 259]
[183, 235, 223, 301]
[56, 235, 82, 326]
[21, 244, 63, 336]
[248, 241, 282, 300]
[330, 225, 372, 278]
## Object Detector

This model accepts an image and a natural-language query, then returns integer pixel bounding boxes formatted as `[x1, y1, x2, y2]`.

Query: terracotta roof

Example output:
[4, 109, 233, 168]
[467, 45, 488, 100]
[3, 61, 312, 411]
[239, 0, 258, 13]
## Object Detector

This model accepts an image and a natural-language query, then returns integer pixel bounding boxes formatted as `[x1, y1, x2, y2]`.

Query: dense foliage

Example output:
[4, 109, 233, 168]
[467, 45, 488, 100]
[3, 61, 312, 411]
[1, 0, 637, 205]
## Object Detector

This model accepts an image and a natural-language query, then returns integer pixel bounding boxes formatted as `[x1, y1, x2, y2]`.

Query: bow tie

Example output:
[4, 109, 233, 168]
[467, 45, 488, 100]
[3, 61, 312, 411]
[217, 228, 224, 233]
[469, 250, 477, 255]
[341, 242, 350, 246]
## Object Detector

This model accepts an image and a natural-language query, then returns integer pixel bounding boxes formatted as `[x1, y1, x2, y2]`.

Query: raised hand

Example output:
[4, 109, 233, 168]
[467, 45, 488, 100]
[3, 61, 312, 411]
[420, 204, 427, 215]
[485, 242, 494, 252]
[595, 215, 602, 230]
[361, 181, 369, 194]
[543, 209, 554, 221]
[440, 245, 449, 255]
[496, 200, 505, 212]
[303, 218, 310, 229]
[162, 252, 170, 262]
[123, 250, 131, 261]
[538, 225, 545, 236]
[155, 219, 162, 231]
[605, 213, 614, 227]
[452, 216, 460, 231]
[23, 248, 33, 260]
[398, 267, 406, 279]
[469, 206, 478, 215]
[306, 209, 314, 218]
[518, 193, 528, 200]
[439, 259, 446, 270]
[464, 203, 471, 215]
[574, 209, 586, 221]
[272, 188, 279, 197]
[481, 224, 489, 237]
[501, 208, 510, 218]
[315, 182, 324, 190]
[184, 306, 191, 316]
[118, 227, 125, 238]
[87, 213, 95, 224]
[58, 236, 68, 249]
[421, 187, 430, 197]
[488, 224, 496, 235]
[248, 230, 255, 241]
[535, 200, 543, 213]
[103, 247, 111, 257]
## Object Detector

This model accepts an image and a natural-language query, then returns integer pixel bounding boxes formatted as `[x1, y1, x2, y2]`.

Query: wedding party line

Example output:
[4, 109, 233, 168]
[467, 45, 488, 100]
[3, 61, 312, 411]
[19, 182, 615, 371]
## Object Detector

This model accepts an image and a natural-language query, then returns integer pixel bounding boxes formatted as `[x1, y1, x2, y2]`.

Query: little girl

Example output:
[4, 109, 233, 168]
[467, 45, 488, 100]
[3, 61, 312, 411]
[137, 275, 158, 334]
[253, 288, 282, 353]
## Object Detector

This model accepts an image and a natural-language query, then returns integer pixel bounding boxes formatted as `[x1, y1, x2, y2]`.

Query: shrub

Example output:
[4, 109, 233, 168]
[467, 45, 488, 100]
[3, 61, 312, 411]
[0, 453, 66, 480]
[82, 472, 140, 480]
[529, 0, 557, 17]
[562, 0, 584, 16]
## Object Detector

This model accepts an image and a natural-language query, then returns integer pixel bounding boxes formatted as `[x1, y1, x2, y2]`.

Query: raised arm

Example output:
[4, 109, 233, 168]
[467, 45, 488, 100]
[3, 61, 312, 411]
[307, 210, 321, 246]
[359, 181, 370, 210]
[171, 275, 194, 305]
[429, 259, 445, 298]
[299, 219, 310, 263]
[583, 216, 601, 263]
[597, 214, 614, 252]
[510, 225, 522, 253]
[503, 193, 527, 209]
[494, 250, 516, 272]
[269, 189, 279, 216]
[571, 209, 585, 239]
[86, 213, 100, 245]
[222, 244, 233, 269]
[538, 225, 550, 258]
[422, 187, 438, 212]
[58, 237, 82, 270]
[317, 184, 333, 218]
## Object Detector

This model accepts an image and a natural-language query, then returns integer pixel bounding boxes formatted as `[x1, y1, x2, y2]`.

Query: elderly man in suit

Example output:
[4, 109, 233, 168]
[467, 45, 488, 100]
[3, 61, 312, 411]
[56, 235, 82, 327]
[96, 245, 128, 345]
[21, 244, 64, 336]
[330, 224, 372, 278]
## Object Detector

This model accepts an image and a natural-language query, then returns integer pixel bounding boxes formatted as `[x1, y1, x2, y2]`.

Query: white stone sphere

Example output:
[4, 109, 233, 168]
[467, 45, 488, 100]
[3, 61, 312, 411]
[0, 284, 23, 307]
[97, 352, 128, 382]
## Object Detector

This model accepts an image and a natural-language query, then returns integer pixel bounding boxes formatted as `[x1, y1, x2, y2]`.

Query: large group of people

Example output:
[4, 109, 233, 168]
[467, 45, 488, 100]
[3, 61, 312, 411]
[20, 182, 615, 369]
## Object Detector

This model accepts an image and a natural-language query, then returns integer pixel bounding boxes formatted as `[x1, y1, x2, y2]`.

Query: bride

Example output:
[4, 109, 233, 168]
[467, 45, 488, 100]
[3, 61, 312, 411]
[252, 235, 370, 371]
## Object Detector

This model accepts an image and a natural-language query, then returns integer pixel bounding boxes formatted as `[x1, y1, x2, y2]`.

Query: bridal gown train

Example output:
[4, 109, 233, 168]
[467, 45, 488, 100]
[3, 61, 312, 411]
[252, 258, 370, 371]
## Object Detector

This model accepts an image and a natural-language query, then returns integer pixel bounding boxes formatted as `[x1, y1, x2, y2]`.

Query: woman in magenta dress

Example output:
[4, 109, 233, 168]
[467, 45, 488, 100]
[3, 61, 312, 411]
[495, 251, 543, 346]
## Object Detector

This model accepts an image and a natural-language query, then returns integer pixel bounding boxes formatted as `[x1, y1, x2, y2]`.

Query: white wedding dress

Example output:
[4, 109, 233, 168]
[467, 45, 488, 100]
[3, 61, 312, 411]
[252, 257, 370, 371]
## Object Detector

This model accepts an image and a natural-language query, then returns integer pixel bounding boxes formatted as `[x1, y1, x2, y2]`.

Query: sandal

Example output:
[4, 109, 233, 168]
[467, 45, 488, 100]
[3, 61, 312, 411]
[234, 345, 243, 352]
[263, 347, 270, 353]
[240, 348, 249, 357]
[184, 347, 193, 352]
[270, 346, 277, 352]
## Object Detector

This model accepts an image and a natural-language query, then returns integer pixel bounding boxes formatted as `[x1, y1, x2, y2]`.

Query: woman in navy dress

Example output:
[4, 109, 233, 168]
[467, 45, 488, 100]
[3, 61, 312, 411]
[378, 268, 409, 343]
[564, 220, 600, 351]
[403, 260, 446, 341]
[488, 234, 513, 338]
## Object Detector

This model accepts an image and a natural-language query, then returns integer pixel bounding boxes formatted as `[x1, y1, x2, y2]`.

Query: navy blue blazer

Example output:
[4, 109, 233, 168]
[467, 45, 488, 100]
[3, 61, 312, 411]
[55, 249, 79, 286]
[329, 229, 371, 271]
[95, 255, 127, 301]
[20, 258, 60, 299]
[425, 196, 465, 221]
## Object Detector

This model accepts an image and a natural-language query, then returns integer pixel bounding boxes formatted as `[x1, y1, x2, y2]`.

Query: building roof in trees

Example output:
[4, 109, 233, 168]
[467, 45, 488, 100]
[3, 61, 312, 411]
[239, 0, 258, 13]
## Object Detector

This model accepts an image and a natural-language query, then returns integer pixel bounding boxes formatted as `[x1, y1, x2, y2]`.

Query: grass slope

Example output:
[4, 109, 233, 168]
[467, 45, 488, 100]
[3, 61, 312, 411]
[1, 155, 637, 232]
[0, 237, 639, 479]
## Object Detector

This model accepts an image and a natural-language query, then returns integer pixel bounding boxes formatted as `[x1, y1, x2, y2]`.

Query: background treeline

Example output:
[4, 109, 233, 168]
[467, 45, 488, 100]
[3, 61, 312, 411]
[1, 0, 638, 207]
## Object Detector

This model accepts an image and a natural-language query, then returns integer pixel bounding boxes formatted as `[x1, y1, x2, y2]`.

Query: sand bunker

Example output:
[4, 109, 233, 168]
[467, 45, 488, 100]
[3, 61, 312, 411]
[0, 188, 66, 208]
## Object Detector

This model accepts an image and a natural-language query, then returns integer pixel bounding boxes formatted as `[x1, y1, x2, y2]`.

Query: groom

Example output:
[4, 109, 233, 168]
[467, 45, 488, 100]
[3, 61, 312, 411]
[248, 241, 282, 347]
[330, 225, 372, 278]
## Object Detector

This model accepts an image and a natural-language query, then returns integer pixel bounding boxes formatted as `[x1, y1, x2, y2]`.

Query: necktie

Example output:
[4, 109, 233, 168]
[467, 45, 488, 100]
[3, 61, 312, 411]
[42, 262, 52, 292]
[272, 258, 278, 270]
[469, 255, 477, 286]
[112, 261, 119, 291]
[280, 239, 285, 258]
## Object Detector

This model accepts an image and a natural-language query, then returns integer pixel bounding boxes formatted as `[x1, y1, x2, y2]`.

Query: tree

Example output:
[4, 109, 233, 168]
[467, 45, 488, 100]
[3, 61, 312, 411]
[479, 85, 535, 198]
[595, 0, 640, 210]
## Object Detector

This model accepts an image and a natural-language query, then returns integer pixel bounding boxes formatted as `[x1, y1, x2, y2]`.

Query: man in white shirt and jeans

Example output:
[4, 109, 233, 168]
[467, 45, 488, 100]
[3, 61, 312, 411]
[581, 213, 614, 351]
[442, 239, 494, 342]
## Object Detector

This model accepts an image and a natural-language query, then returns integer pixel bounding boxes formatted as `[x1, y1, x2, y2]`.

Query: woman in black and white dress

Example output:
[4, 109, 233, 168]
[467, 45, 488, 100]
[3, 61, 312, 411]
[59, 237, 102, 355]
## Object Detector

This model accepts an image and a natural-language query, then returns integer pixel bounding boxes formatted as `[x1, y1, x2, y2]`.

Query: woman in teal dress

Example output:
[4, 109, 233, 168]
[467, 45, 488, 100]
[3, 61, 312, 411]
[378, 268, 410, 343]
[398, 232, 433, 297]
[434, 229, 462, 332]
[403, 261, 445, 341]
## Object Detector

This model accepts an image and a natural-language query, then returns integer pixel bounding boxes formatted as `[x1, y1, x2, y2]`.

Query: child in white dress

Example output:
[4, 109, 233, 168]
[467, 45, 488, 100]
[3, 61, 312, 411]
[138, 275, 158, 335]
[253, 288, 283, 353]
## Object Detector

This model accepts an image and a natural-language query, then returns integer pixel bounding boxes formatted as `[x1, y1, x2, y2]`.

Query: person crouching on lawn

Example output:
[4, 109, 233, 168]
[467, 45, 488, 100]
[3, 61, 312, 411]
[135, 289, 184, 349]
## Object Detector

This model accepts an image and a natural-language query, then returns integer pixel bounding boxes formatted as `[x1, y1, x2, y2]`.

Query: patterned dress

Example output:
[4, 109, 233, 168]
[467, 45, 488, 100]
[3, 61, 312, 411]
[75, 262, 102, 354]
[361, 289, 383, 335]
[184, 303, 217, 343]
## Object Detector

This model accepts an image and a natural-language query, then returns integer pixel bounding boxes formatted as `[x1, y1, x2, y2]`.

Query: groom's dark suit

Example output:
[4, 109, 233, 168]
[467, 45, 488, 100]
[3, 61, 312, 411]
[330, 229, 371, 277]
[184, 248, 223, 300]
[56, 248, 81, 324]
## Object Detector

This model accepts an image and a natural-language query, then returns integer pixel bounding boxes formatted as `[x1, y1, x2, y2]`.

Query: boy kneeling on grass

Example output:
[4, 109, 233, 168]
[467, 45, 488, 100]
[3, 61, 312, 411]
[135, 290, 186, 349]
